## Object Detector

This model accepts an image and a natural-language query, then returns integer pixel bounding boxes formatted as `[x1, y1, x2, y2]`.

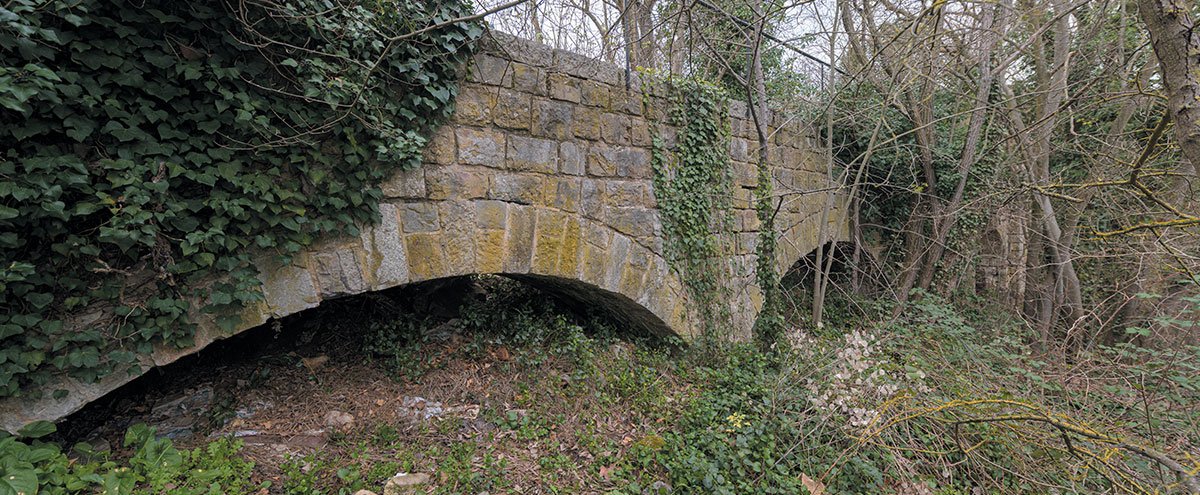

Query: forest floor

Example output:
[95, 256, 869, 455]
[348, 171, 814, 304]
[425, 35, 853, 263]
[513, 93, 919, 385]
[44, 276, 1200, 494]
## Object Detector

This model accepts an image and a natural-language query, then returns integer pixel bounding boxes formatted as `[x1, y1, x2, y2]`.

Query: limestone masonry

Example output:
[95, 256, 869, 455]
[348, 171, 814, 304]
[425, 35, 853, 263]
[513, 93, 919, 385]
[0, 32, 846, 433]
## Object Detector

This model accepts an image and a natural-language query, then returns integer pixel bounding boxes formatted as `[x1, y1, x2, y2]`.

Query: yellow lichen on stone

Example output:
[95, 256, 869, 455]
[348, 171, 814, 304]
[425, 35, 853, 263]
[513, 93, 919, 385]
[532, 209, 567, 274]
[476, 229, 506, 273]
[406, 232, 447, 281]
[557, 217, 582, 277]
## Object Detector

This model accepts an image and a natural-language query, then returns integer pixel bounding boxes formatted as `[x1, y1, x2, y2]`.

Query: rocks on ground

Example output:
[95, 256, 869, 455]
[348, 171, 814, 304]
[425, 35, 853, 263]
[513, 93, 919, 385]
[383, 472, 431, 495]
[146, 386, 214, 440]
[324, 410, 356, 432]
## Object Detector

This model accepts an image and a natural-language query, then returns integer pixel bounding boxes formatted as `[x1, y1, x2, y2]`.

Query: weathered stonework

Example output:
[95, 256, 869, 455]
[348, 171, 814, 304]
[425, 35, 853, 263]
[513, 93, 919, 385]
[0, 32, 847, 433]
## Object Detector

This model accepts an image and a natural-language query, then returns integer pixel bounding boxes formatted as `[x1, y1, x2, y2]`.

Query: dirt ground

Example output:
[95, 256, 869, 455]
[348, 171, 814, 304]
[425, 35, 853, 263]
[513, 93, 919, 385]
[57, 283, 682, 494]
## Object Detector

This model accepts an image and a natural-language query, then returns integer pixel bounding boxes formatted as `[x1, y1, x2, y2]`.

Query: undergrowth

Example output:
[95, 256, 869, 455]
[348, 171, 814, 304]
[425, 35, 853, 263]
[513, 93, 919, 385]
[5, 278, 1197, 494]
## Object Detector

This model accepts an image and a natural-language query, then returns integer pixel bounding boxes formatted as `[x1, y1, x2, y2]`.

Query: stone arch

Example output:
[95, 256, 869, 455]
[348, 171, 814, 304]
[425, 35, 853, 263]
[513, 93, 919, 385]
[0, 199, 695, 433]
[286, 199, 694, 338]
[774, 206, 853, 280]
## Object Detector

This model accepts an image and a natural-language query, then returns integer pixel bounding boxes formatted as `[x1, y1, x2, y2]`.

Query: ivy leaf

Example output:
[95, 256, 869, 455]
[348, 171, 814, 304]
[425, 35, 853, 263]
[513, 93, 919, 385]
[65, 117, 96, 142]
[195, 252, 215, 267]
[429, 86, 449, 103]
[26, 293, 53, 309]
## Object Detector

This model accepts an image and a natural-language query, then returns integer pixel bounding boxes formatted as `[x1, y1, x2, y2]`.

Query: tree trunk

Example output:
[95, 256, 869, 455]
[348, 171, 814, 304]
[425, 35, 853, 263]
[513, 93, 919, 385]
[1138, 0, 1200, 175]
[917, 1, 1004, 291]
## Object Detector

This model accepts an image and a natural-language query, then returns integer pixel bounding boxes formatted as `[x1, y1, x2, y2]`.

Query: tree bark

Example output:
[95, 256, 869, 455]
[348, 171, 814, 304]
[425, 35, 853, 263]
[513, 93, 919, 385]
[1138, 0, 1200, 175]
[916, 1, 1004, 291]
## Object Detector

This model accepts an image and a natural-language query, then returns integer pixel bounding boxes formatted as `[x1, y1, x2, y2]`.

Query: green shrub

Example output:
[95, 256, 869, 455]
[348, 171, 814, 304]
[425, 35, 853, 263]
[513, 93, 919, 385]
[0, 421, 260, 494]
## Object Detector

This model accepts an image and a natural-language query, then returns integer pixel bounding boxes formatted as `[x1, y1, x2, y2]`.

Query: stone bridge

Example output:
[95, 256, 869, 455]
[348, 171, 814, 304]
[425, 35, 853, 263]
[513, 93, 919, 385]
[0, 33, 846, 432]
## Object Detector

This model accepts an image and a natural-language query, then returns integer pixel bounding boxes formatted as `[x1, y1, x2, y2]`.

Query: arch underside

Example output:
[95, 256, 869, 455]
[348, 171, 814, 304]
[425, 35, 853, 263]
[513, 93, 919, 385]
[0, 201, 693, 432]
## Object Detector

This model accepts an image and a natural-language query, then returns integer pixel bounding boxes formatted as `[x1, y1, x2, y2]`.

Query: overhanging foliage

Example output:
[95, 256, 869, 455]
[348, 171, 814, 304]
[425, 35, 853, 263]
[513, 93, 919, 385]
[0, 0, 482, 398]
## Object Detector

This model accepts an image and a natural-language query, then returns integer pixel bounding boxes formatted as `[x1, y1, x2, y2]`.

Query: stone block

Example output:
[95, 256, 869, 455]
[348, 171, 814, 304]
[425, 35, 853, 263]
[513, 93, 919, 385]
[381, 168, 426, 199]
[488, 32, 555, 67]
[580, 237, 609, 284]
[401, 202, 440, 233]
[642, 282, 672, 324]
[439, 201, 476, 275]
[583, 220, 611, 249]
[358, 203, 408, 288]
[636, 256, 668, 304]
[512, 63, 547, 95]
[475, 199, 508, 230]
[488, 173, 543, 205]
[313, 247, 367, 297]
[504, 204, 536, 272]
[545, 177, 581, 212]
[456, 127, 505, 167]
[572, 106, 602, 141]
[557, 217, 582, 276]
[737, 232, 757, 255]
[731, 117, 754, 139]
[606, 206, 657, 239]
[532, 209, 567, 274]
[532, 98, 574, 140]
[405, 232, 447, 281]
[728, 99, 748, 119]
[733, 164, 757, 188]
[452, 85, 494, 126]
[425, 165, 489, 200]
[506, 135, 558, 173]
[630, 117, 651, 146]
[600, 113, 630, 144]
[657, 126, 677, 149]
[493, 88, 531, 130]
[476, 229, 506, 274]
[602, 234, 633, 290]
[548, 73, 581, 103]
[588, 142, 648, 177]
[559, 141, 585, 175]
[738, 209, 761, 232]
[580, 80, 611, 107]
[422, 126, 455, 165]
[469, 54, 513, 87]
[607, 181, 646, 206]
[732, 185, 753, 209]
[729, 137, 750, 162]
[618, 245, 650, 297]
[587, 144, 651, 178]
[552, 48, 620, 85]
[581, 179, 604, 218]
[259, 255, 320, 317]
[613, 92, 642, 116]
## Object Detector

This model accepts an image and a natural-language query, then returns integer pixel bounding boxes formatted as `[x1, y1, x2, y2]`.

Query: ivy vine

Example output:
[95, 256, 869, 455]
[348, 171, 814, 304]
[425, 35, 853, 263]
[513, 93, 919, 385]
[752, 143, 783, 348]
[0, 0, 482, 398]
[645, 75, 735, 344]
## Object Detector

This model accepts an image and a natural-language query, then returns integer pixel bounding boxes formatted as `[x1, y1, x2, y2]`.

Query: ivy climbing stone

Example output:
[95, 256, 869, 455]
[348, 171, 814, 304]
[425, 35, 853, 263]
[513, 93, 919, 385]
[0, 0, 482, 398]
[646, 75, 737, 344]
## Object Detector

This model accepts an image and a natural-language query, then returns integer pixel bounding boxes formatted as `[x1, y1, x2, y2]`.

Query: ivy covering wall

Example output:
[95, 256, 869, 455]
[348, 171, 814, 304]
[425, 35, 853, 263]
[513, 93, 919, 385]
[0, 0, 482, 398]
[647, 76, 736, 344]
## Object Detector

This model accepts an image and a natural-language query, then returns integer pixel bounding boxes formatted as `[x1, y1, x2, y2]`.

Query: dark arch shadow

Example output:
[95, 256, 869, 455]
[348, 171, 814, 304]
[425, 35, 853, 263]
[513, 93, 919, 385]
[50, 273, 672, 442]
